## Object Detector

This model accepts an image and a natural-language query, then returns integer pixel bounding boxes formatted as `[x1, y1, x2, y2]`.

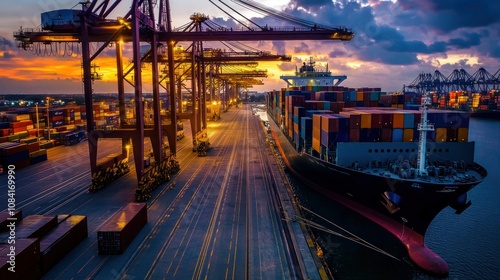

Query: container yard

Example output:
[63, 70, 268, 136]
[0, 103, 119, 173]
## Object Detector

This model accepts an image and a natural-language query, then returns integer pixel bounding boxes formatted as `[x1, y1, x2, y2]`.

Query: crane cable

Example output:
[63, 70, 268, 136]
[208, 0, 252, 31]
[295, 205, 401, 261]
[215, 0, 263, 30]
[231, 0, 335, 30]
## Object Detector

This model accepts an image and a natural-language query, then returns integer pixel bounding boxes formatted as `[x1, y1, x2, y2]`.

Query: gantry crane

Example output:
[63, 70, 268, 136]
[404, 67, 500, 94]
[13, 0, 354, 200]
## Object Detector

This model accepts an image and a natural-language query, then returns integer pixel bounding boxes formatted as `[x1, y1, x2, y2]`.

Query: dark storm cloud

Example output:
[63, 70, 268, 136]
[0, 36, 14, 49]
[447, 32, 481, 49]
[293, 42, 311, 54]
[2, 51, 15, 60]
[278, 62, 296, 71]
[358, 45, 419, 65]
[288, 0, 332, 7]
[385, 40, 446, 54]
[491, 46, 500, 58]
[278, 0, 499, 65]
[397, 0, 500, 32]
[272, 41, 286, 55]
[328, 49, 348, 58]
[281, 1, 436, 65]
[210, 17, 240, 29]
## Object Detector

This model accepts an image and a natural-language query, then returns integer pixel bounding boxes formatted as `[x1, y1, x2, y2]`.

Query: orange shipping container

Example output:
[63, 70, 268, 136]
[393, 113, 404, 128]
[357, 92, 364, 101]
[312, 127, 321, 143]
[313, 114, 323, 131]
[403, 129, 414, 142]
[457, 127, 468, 142]
[312, 138, 321, 153]
[436, 128, 447, 142]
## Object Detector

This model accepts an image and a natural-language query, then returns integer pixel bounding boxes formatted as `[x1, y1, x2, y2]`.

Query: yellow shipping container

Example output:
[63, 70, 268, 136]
[436, 128, 447, 142]
[457, 127, 469, 142]
[403, 129, 414, 142]
[294, 122, 299, 133]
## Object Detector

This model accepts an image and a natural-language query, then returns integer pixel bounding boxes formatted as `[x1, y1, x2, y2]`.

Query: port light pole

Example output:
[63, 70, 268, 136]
[46, 97, 51, 141]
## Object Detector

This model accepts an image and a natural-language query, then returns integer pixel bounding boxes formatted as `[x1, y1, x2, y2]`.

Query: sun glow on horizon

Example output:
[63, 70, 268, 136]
[346, 61, 363, 69]
[420, 54, 481, 68]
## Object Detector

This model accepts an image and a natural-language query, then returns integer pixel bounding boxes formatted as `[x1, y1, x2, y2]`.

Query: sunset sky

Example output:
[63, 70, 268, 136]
[0, 0, 499, 95]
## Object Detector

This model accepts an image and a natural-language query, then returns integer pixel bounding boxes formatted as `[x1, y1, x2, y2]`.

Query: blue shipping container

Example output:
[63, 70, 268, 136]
[392, 129, 403, 142]
[403, 113, 414, 129]
[370, 91, 380, 101]
[300, 117, 312, 140]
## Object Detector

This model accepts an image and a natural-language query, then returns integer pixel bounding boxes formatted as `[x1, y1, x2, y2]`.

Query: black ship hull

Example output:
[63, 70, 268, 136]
[268, 115, 486, 276]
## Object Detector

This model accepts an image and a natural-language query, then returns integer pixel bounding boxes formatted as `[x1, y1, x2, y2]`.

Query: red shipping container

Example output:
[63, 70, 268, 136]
[28, 142, 40, 153]
[349, 128, 360, 142]
[381, 128, 393, 142]
[13, 215, 58, 239]
[40, 215, 88, 275]
[1, 143, 28, 156]
[51, 115, 64, 121]
[370, 112, 383, 128]
[0, 238, 41, 280]
[97, 203, 147, 255]
[0, 129, 12, 136]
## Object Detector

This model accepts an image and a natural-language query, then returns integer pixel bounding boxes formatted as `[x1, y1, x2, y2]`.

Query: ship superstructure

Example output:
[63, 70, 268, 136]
[280, 57, 347, 87]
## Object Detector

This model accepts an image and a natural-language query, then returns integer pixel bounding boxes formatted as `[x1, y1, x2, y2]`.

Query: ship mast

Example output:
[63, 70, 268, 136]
[416, 93, 434, 176]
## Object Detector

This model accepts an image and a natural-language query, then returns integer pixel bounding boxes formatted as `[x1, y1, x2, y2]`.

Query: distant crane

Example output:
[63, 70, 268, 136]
[404, 67, 500, 94]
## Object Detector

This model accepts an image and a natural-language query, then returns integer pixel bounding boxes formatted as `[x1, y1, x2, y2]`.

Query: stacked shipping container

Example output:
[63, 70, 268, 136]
[267, 86, 471, 157]
[0, 212, 88, 278]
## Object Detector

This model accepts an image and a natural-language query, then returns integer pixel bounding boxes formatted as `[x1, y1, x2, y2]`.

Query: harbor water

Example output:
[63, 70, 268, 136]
[287, 117, 500, 279]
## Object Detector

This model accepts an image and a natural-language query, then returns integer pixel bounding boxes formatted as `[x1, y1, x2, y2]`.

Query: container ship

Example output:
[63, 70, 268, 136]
[266, 59, 487, 276]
